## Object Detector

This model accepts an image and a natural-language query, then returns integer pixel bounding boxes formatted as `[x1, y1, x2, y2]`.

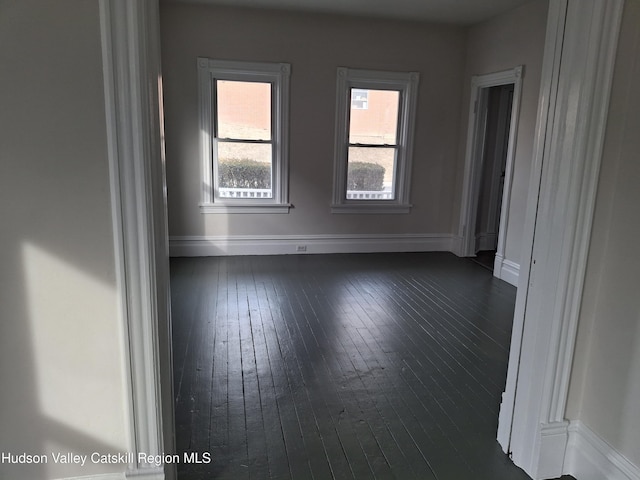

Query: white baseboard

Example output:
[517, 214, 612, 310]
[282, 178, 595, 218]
[54, 468, 164, 480]
[125, 469, 164, 480]
[54, 473, 126, 480]
[494, 253, 519, 286]
[450, 235, 464, 256]
[564, 421, 640, 480]
[169, 234, 456, 257]
[537, 421, 570, 479]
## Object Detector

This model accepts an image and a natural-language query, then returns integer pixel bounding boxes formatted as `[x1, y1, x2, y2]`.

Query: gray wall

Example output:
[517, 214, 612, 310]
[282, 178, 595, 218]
[160, 5, 467, 238]
[0, 1, 130, 478]
[459, 0, 549, 266]
[566, 0, 640, 465]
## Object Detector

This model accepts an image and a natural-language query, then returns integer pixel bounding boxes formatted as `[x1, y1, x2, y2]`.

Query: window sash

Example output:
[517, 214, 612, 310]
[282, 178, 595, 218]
[348, 143, 399, 148]
[213, 79, 273, 142]
[212, 81, 275, 200]
[332, 67, 419, 213]
[198, 58, 290, 212]
[345, 87, 402, 203]
[346, 145, 397, 200]
[216, 138, 273, 144]
[346, 87, 402, 202]
[213, 139, 275, 199]
[348, 87, 401, 146]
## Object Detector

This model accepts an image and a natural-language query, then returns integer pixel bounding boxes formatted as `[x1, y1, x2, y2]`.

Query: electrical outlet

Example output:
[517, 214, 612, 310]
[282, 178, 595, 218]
[296, 245, 307, 252]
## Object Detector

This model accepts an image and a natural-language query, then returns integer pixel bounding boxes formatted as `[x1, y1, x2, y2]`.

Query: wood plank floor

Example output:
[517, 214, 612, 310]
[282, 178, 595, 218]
[170, 252, 532, 479]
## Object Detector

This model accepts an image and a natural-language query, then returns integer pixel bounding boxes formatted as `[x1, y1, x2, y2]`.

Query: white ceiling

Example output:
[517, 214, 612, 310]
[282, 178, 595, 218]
[163, 0, 534, 25]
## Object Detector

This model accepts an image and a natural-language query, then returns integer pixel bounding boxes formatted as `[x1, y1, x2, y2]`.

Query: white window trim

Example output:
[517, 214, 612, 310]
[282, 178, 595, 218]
[332, 67, 419, 214]
[198, 58, 291, 214]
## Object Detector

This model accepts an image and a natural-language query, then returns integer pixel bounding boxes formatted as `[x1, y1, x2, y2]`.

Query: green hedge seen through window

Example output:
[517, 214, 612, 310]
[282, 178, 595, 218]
[347, 161, 385, 191]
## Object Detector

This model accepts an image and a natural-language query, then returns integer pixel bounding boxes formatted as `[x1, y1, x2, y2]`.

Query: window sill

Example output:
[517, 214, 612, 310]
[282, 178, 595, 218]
[200, 203, 292, 214]
[331, 203, 412, 214]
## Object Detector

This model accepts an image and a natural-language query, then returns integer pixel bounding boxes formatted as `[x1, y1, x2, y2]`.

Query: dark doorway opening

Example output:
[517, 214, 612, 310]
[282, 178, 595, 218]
[474, 83, 515, 273]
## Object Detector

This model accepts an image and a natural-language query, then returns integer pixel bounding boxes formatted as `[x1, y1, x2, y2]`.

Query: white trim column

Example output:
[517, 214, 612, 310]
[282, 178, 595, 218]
[100, 1, 174, 479]
[497, 1, 624, 478]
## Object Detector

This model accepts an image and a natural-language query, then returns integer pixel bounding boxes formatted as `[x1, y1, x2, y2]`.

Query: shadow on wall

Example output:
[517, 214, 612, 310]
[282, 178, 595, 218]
[0, 2, 131, 478]
[1, 235, 129, 479]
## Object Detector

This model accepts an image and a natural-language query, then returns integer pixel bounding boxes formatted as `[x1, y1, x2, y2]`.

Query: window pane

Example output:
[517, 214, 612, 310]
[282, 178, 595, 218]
[349, 89, 399, 145]
[216, 80, 271, 140]
[351, 89, 369, 109]
[217, 142, 272, 198]
[346, 147, 396, 200]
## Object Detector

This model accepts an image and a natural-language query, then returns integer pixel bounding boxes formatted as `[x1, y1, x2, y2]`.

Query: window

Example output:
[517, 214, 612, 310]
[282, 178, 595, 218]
[198, 58, 291, 213]
[332, 67, 419, 214]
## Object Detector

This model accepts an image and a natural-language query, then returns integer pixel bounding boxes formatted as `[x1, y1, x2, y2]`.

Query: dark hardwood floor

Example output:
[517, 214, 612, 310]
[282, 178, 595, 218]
[170, 252, 532, 479]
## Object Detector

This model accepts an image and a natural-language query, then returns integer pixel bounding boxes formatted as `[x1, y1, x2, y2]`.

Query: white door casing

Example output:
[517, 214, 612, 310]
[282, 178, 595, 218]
[458, 65, 523, 274]
[100, 0, 175, 479]
[496, 1, 624, 478]
[98, 1, 624, 480]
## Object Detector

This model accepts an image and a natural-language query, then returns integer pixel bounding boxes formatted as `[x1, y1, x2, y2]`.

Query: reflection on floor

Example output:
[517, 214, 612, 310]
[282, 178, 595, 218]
[171, 252, 530, 479]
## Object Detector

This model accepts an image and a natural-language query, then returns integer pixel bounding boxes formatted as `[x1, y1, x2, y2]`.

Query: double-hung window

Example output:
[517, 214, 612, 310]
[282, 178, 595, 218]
[332, 67, 419, 213]
[198, 58, 291, 213]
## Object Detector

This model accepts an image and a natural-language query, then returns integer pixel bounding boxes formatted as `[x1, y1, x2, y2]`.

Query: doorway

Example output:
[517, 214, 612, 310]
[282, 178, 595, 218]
[474, 84, 514, 270]
[101, 1, 625, 477]
[458, 66, 523, 286]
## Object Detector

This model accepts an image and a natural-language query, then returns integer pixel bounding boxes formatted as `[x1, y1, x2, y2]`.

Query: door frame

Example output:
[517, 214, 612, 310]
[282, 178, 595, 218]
[100, 1, 624, 479]
[100, 1, 175, 479]
[496, 1, 623, 478]
[458, 66, 523, 283]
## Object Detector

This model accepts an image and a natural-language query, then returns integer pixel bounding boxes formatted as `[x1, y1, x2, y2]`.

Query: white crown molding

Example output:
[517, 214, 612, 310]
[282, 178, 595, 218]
[564, 421, 640, 480]
[160, 0, 534, 26]
[169, 233, 455, 256]
[100, 0, 173, 478]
